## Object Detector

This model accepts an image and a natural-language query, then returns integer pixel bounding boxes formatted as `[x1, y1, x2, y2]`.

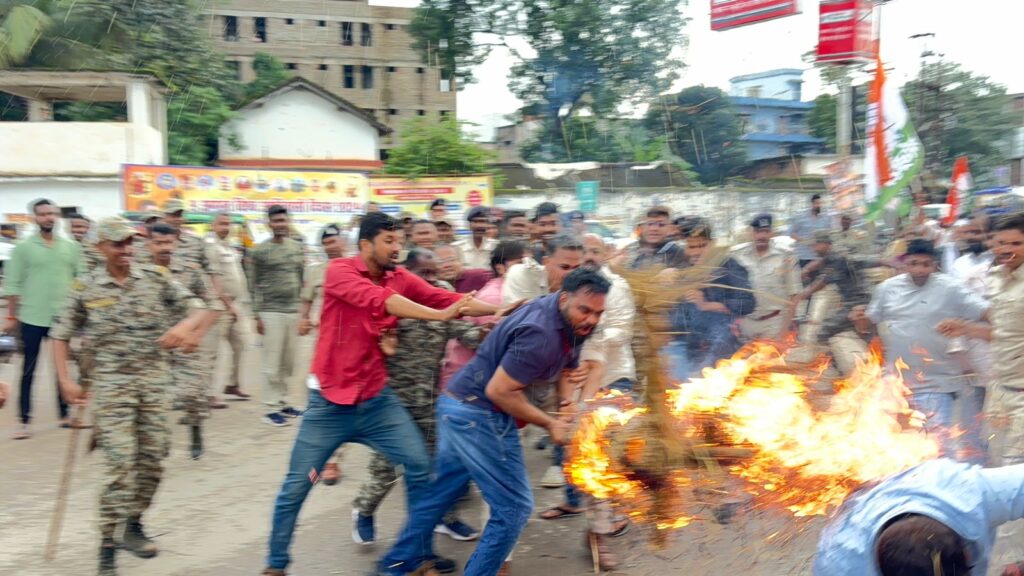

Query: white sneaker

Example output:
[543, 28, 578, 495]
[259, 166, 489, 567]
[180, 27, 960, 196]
[12, 423, 31, 440]
[540, 465, 566, 488]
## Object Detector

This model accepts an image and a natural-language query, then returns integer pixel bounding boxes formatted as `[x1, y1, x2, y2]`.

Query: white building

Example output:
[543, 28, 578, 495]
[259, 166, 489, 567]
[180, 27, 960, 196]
[218, 77, 390, 171]
[0, 72, 167, 224]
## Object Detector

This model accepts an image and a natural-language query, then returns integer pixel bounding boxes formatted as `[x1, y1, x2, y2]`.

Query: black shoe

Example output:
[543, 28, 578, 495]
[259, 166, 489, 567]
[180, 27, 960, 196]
[430, 556, 457, 574]
[99, 539, 117, 576]
[190, 425, 203, 460]
[121, 519, 158, 558]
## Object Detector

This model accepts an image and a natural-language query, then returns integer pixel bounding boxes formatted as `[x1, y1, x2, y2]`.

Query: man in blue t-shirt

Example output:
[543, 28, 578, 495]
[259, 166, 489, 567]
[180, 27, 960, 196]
[377, 268, 611, 576]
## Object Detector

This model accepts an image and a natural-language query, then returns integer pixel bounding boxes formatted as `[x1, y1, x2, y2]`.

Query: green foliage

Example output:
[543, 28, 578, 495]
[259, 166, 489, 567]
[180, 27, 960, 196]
[0, 1, 52, 67]
[243, 52, 292, 103]
[809, 94, 837, 151]
[408, 0, 503, 86]
[384, 116, 497, 179]
[901, 60, 1013, 185]
[521, 117, 656, 162]
[645, 86, 747, 185]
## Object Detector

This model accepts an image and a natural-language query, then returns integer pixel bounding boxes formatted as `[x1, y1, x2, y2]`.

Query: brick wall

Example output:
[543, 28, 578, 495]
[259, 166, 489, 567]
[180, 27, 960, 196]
[208, 0, 457, 149]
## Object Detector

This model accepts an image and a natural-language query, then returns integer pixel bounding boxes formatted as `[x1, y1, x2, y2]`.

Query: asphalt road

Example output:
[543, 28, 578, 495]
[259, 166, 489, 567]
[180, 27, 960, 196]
[2, 332, 1021, 576]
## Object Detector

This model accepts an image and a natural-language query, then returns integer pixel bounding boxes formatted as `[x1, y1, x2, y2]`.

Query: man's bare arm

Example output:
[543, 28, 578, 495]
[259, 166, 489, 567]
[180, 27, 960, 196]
[486, 367, 571, 444]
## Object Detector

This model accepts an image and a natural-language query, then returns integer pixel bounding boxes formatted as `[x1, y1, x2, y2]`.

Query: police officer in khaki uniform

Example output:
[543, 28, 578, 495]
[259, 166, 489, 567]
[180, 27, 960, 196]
[734, 213, 801, 341]
[51, 217, 220, 576]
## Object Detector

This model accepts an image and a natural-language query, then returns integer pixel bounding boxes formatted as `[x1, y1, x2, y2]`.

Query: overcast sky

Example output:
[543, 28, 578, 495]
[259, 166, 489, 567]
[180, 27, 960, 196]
[376, 0, 1024, 139]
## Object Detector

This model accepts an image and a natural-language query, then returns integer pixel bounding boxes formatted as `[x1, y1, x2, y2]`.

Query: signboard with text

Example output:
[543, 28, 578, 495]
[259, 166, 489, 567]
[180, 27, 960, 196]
[576, 181, 599, 213]
[369, 175, 494, 227]
[816, 0, 874, 63]
[711, 0, 800, 31]
[121, 164, 369, 241]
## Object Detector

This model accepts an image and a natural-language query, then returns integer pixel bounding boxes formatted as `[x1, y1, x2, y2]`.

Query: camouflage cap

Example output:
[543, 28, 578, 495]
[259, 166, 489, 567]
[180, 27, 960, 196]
[96, 216, 139, 242]
[162, 198, 186, 214]
[813, 229, 833, 244]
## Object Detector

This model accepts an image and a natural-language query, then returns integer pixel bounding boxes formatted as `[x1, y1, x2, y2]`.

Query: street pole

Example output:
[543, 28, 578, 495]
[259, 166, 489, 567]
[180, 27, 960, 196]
[837, 75, 852, 160]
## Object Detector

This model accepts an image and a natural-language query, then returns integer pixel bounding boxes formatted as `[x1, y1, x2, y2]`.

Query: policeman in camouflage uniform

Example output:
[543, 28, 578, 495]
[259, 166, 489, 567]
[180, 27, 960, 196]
[297, 224, 346, 484]
[352, 248, 484, 543]
[148, 223, 224, 459]
[51, 217, 218, 576]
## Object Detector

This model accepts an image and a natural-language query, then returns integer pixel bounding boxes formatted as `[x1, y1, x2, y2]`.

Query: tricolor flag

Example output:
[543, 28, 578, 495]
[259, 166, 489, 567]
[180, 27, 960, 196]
[943, 156, 971, 225]
[863, 52, 925, 222]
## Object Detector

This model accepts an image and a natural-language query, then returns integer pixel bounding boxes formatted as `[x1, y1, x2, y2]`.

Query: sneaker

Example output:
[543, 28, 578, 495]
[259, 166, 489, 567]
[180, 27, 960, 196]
[540, 465, 566, 488]
[430, 555, 457, 574]
[12, 423, 31, 440]
[260, 569, 287, 576]
[224, 386, 252, 401]
[262, 413, 289, 427]
[280, 406, 303, 418]
[352, 509, 375, 545]
[434, 520, 481, 542]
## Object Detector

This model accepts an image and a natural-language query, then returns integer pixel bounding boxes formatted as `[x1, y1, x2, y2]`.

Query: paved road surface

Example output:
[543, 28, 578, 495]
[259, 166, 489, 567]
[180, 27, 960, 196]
[2, 332, 1020, 575]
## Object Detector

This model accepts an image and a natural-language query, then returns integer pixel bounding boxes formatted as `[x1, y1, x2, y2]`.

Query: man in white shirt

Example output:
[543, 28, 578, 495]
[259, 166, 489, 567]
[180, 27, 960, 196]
[851, 239, 989, 459]
[205, 212, 252, 401]
[501, 234, 582, 305]
[453, 206, 498, 270]
[733, 213, 801, 341]
[949, 214, 994, 463]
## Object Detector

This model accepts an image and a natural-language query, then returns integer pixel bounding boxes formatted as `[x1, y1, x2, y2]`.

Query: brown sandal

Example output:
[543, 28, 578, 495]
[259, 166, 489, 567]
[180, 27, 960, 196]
[539, 504, 583, 520]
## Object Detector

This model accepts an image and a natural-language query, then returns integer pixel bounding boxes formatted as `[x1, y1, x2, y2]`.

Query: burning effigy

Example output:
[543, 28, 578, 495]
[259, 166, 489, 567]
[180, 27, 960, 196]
[566, 263, 940, 544]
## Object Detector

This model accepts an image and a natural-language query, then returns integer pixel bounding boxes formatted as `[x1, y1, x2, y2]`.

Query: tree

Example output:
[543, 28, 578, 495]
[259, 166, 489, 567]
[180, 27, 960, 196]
[645, 86, 746, 185]
[50, 0, 241, 166]
[521, 117, 663, 163]
[809, 94, 837, 152]
[242, 52, 292, 103]
[0, 0, 52, 67]
[901, 60, 1013, 185]
[409, 0, 688, 157]
[383, 116, 497, 178]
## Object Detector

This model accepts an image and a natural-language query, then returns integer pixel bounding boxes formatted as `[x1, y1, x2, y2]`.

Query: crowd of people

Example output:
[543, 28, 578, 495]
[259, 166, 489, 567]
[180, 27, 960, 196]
[1, 192, 1024, 576]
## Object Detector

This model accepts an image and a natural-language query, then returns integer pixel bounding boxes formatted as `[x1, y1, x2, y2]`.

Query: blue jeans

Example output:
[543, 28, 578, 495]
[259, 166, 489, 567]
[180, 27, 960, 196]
[381, 395, 532, 576]
[553, 378, 635, 509]
[910, 391, 956, 459]
[957, 386, 988, 464]
[266, 387, 430, 570]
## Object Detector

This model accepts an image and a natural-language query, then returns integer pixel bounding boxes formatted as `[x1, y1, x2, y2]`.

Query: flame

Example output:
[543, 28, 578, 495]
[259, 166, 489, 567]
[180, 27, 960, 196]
[569, 341, 939, 525]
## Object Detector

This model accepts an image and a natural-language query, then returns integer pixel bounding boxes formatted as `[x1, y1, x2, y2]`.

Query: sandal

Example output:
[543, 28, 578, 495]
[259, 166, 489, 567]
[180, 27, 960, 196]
[539, 505, 583, 520]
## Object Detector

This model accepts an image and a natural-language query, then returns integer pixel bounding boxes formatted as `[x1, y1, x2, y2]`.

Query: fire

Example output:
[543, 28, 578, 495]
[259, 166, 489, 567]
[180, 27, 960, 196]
[569, 341, 939, 526]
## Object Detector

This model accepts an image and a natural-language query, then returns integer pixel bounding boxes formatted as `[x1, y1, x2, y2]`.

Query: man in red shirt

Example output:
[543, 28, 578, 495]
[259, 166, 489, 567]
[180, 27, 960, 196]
[262, 213, 504, 576]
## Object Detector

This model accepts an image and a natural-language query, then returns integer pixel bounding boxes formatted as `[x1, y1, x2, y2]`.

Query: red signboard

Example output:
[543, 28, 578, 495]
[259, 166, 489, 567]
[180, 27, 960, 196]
[816, 0, 875, 63]
[711, 0, 800, 31]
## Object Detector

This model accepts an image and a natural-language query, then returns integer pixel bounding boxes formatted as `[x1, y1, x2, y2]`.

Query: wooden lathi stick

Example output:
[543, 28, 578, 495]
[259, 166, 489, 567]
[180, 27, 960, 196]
[44, 404, 87, 561]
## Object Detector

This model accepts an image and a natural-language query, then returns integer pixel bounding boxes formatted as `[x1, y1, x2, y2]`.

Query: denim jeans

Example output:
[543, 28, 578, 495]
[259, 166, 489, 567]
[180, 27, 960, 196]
[381, 395, 532, 576]
[910, 391, 956, 458]
[957, 385, 988, 464]
[553, 378, 635, 509]
[266, 387, 430, 570]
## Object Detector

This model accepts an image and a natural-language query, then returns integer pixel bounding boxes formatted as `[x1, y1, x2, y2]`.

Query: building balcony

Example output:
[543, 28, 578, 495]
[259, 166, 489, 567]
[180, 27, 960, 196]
[0, 122, 164, 177]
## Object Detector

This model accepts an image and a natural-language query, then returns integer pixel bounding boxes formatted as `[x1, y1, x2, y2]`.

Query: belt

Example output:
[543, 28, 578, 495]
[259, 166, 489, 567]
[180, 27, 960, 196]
[751, 310, 782, 322]
[444, 389, 498, 412]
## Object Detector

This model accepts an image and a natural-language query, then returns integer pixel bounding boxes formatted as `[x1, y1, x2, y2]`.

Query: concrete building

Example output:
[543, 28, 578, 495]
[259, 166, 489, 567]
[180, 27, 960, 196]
[728, 69, 825, 161]
[0, 72, 167, 224]
[206, 0, 456, 157]
[219, 77, 390, 171]
[491, 118, 543, 164]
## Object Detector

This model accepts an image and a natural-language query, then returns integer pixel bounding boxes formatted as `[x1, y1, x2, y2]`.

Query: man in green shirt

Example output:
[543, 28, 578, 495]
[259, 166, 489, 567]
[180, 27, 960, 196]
[249, 205, 305, 426]
[4, 198, 82, 439]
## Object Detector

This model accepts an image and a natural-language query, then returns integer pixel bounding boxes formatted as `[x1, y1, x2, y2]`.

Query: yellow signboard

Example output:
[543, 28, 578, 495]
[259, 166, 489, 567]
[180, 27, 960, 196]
[369, 175, 493, 223]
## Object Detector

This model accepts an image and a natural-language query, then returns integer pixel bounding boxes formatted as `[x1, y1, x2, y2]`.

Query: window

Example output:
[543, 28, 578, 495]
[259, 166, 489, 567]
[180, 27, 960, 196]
[318, 64, 328, 71]
[285, 18, 294, 25]
[440, 78, 451, 92]
[439, 110, 450, 117]
[223, 16, 238, 41]
[379, 149, 390, 161]
[318, 20, 327, 27]
[385, 23, 397, 31]
[417, 110, 425, 116]
[388, 109, 398, 116]
[416, 67, 424, 74]
[387, 66, 396, 73]
[286, 63, 297, 70]
[745, 86, 762, 98]
[343, 65, 355, 89]
[254, 17, 267, 43]
[361, 23, 373, 47]
[341, 22, 353, 46]
[362, 65, 374, 89]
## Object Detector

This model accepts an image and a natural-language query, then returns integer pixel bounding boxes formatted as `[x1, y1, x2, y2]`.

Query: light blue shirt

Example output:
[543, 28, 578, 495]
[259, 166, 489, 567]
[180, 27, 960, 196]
[866, 273, 988, 393]
[790, 212, 832, 261]
[814, 459, 1024, 576]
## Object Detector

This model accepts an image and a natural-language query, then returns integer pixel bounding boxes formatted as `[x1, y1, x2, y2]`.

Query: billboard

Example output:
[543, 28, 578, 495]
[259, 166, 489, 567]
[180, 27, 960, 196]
[711, 0, 799, 31]
[816, 0, 874, 63]
[121, 164, 369, 241]
[369, 175, 493, 226]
